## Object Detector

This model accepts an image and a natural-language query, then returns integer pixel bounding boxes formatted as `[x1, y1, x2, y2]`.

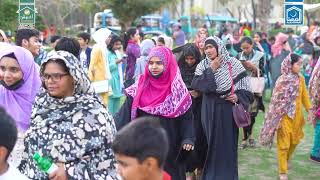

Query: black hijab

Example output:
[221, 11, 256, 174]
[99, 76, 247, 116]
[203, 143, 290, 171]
[178, 43, 201, 89]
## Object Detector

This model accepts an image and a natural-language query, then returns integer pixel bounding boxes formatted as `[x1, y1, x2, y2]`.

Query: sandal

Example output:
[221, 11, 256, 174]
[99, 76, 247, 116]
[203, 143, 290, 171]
[249, 138, 256, 148]
[279, 174, 288, 180]
[239, 141, 247, 149]
[310, 155, 320, 164]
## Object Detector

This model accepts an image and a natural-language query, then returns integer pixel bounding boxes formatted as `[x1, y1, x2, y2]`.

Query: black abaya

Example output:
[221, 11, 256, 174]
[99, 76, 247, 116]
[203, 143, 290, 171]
[192, 69, 252, 180]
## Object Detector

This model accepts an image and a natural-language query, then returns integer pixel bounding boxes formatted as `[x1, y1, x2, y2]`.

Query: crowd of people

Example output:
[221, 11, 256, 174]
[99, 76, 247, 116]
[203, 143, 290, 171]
[0, 21, 320, 180]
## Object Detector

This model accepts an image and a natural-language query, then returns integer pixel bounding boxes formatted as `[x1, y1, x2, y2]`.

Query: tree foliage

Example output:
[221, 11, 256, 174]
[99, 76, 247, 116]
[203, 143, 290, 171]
[0, 0, 18, 31]
[105, 0, 172, 31]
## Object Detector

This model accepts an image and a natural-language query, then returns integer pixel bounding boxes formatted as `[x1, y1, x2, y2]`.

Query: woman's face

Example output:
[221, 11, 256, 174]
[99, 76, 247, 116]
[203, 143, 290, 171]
[241, 42, 253, 55]
[42, 61, 75, 98]
[0, 57, 23, 86]
[205, 44, 218, 60]
[131, 30, 140, 43]
[253, 34, 261, 43]
[148, 57, 164, 76]
[198, 28, 208, 39]
[185, 55, 196, 67]
[292, 58, 303, 74]
[113, 41, 122, 51]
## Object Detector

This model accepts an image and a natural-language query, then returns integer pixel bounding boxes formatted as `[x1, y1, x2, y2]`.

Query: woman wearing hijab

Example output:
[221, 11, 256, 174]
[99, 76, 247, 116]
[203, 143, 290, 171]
[178, 43, 206, 177]
[308, 56, 320, 163]
[88, 28, 112, 106]
[195, 27, 209, 59]
[270, 32, 291, 89]
[18, 51, 118, 179]
[115, 46, 195, 180]
[191, 36, 252, 180]
[134, 39, 155, 81]
[0, 45, 41, 166]
[260, 54, 311, 180]
[237, 37, 265, 149]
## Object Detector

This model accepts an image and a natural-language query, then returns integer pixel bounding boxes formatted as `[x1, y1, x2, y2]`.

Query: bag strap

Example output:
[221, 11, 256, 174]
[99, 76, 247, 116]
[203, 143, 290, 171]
[227, 62, 235, 95]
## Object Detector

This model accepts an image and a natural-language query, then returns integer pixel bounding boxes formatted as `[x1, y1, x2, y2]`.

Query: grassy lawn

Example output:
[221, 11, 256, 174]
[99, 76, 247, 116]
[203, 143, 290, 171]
[238, 90, 320, 180]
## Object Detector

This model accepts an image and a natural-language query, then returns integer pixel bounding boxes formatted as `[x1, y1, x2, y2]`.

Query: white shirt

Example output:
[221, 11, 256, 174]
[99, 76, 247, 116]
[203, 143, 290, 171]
[80, 50, 88, 73]
[0, 164, 30, 180]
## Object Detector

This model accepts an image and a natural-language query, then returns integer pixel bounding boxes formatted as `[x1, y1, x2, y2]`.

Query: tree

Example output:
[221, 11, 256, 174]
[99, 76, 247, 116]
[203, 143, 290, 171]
[256, 0, 272, 32]
[105, 0, 172, 32]
[0, 0, 18, 31]
[36, 0, 82, 35]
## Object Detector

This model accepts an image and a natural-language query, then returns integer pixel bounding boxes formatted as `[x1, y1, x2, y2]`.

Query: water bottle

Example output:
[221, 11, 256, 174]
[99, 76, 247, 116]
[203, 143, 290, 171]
[33, 152, 58, 174]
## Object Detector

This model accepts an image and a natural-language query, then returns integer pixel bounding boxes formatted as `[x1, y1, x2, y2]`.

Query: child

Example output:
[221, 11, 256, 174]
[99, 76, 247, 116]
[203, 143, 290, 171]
[77, 32, 92, 72]
[112, 117, 171, 180]
[0, 107, 29, 179]
[260, 53, 311, 180]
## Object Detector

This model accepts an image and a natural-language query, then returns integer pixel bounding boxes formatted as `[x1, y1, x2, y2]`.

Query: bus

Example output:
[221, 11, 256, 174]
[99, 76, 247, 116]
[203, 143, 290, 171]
[93, 9, 121, 34]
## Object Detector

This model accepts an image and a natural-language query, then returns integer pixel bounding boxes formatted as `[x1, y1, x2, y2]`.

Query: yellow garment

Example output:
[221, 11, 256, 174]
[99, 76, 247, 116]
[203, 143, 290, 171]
[277, 76, 311, 174]
[88, 45, 111, 105]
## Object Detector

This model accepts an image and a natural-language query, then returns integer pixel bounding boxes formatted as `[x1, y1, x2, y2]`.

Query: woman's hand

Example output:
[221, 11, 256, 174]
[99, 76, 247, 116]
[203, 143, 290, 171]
[210, 56, 221, 71]
[308, 112, 317, 128]
[226, 94, 238, 103]
[182, 143, 194, 151]
[49, 163, 68, 180]
[190, 90, 200, 98]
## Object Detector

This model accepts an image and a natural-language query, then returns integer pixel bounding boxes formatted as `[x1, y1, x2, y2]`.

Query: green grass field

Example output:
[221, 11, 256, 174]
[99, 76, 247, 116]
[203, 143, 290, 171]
[238, 90, 320, 180]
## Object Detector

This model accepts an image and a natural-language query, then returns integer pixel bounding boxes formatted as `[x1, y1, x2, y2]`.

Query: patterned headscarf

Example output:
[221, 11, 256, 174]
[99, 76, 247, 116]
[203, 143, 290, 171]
[195, 36, 251, 96]
[19, 51, 118, 179]
[308, 57, 320, 123]
[260, 53, 300, 147]
[126, 46, 192, 120]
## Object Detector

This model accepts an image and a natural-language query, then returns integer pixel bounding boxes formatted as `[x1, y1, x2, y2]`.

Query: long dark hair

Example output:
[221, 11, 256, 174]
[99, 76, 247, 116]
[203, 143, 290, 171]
[107, 35, 122, 54]
[123, 28, 137, 51]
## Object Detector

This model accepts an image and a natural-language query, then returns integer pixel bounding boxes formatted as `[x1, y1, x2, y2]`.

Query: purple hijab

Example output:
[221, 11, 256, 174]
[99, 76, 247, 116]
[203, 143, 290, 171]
[0, 45, 41, 131]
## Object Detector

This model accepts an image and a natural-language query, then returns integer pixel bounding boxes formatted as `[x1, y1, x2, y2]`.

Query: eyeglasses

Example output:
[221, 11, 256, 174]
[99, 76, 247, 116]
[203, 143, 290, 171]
[41, 73, 69, 82]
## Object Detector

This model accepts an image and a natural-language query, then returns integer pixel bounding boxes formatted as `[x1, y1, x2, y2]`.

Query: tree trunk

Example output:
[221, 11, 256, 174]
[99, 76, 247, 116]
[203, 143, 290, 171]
[251, 0, 256, 30]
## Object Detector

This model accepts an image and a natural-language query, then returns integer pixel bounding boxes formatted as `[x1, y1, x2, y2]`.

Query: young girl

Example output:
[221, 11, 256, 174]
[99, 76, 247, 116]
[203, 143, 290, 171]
[260, 53, 311, 180]
[237, 37, 265, 149]
[107, 35, 123, 114]
[123, 28, 140, 87]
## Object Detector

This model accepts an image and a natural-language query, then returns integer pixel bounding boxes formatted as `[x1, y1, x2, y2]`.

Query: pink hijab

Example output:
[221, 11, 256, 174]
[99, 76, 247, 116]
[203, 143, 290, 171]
[125, 46, 192, 120]
[271, 32, 291, 57]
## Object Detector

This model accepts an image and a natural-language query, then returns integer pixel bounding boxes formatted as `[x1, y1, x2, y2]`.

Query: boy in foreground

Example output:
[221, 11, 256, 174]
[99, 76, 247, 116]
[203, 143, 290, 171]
[112, 117, 171, 180]
[0, 107, 29, 179]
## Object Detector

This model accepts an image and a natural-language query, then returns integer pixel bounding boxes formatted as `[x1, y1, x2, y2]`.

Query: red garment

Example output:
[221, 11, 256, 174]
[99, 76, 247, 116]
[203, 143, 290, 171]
[125, 46, 192, 120]
[163, 171, 171, 180]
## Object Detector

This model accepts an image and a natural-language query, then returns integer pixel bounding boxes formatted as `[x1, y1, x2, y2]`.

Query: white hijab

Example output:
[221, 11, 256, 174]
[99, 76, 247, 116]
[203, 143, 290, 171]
[92, 28, 112, 80]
